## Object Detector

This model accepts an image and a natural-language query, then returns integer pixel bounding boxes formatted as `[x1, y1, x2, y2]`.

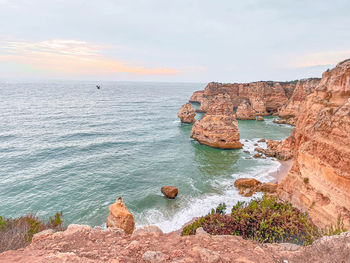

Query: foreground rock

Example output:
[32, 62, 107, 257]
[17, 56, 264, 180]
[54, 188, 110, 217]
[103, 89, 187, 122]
[2, 222, 349, 263]
[2, 223, 349, 262]
[234, 178, 277, 197]
[177, 103, 196, 124]
[161, 186, 178, 199]
[107, 197, 135, 234]
[190, 101, 242, 149]
[278, 59, 350, 228]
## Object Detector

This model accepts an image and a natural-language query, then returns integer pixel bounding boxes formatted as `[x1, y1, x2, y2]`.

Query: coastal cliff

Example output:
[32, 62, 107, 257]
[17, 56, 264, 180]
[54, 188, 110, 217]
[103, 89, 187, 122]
[278, 59, 350, 228]
[278, 78, 321, 125]
[189, 81, 296, 115]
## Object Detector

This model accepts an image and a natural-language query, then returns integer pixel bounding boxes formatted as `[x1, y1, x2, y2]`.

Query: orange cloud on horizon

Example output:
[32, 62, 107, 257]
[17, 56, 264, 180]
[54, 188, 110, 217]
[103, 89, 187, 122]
[0, 39, 180, 76]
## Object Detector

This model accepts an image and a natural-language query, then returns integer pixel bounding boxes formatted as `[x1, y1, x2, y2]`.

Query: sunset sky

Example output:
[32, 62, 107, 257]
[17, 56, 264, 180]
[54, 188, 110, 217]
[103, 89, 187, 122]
[0, 0, 349, 82]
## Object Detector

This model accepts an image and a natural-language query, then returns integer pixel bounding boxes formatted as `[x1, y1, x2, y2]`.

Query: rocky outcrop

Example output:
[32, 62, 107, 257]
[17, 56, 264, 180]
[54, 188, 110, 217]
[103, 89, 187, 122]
[190, 101, 242, 149]
[278, 59, 350, 228]
[255, 138, 294, 161]
[189, 81, 296, 115]
[278, 78, 321, 125]
[161, 186, 178, 199]
[257, 116, 264, 121]
[234, 178, 277, 197]
[177, 103, 196, 123]
[2, 222, 350, 263]
[106, 197, 135, 234]
[236, 100, 256, 120]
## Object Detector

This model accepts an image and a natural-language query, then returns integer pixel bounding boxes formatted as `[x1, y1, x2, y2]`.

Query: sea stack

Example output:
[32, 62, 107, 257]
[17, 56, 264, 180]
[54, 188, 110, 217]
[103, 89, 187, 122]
[106, 197, 135, 234]
[177, 103, 196, 123]
[190, 101, 242, 149]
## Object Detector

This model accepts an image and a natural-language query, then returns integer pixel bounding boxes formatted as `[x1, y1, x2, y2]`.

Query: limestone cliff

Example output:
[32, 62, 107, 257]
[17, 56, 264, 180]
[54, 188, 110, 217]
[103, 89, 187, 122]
[278, 78, 321, 125]
[189, 81, 296, 115]
[278, 59, 350, 228]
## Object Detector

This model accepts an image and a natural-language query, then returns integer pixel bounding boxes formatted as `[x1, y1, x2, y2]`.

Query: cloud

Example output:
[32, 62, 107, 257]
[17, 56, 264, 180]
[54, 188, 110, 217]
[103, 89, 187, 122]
[290, 50, 350, 68]
[0, 39, 180, 76]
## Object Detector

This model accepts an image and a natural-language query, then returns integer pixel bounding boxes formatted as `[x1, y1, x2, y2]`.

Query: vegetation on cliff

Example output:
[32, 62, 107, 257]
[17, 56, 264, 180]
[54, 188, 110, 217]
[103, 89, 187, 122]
[182, 195, 337, 245]
[0, 212, 65, 253]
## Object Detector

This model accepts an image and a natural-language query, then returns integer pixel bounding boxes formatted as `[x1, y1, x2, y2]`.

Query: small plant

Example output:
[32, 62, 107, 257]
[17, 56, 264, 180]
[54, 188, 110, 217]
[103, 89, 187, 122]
[0, 216, 6, 231]
[303, 177, 309, 184]
[322, 215, 347, 236]
[215, 203, 226, 215]
[49, 212, 63, 228]
[25, 216, 42, 242]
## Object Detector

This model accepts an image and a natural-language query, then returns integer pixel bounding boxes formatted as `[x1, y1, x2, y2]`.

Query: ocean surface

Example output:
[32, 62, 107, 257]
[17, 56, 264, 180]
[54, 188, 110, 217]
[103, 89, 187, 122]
[0, 81, 293, 232]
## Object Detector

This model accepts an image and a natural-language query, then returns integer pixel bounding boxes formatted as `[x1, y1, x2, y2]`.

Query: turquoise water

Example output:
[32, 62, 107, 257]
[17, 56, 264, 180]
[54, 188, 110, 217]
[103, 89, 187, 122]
[0, 81, 292, 232]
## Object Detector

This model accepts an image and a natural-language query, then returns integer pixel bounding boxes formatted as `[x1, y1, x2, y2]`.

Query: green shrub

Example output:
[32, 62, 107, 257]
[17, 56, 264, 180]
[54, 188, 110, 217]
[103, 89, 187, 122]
[0, 216, 6, 231]
[0, 213, 66, 253]
[182, 195, 321, 245]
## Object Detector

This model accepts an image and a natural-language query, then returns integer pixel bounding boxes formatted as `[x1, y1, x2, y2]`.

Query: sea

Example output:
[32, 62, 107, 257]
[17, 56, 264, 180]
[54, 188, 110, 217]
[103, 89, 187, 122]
[0, 81, 293, 232]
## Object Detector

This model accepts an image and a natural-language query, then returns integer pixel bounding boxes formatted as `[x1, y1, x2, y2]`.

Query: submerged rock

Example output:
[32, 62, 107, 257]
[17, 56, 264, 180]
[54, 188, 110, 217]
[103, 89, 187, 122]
[177, 103, 196, 123]
[161, 186, 178, 199]
[190, 101, 242, 149]
[106, 197, 135, 234]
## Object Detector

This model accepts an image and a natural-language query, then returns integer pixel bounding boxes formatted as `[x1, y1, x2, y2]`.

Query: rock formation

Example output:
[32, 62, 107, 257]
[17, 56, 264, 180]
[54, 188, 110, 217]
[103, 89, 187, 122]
[234, 178, 277, 197]
[278, 78, 321, 125]
[161, 186, 178, 199]
[278, 59, 350, 228]
[177, 103, 196, 123]
[257, 116, 264, 121]
[3, 222, 350, 262]
[255, 138, 294, 161]
[236, 100, 256, 120]
[190, 101, 242, 149]
[189, 81, 296, 115]
[106, 197, 135, 234]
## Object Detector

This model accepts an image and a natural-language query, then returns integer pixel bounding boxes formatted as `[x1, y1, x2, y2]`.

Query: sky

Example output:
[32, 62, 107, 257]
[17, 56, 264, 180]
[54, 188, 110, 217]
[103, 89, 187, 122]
[0, 0, 349, 82]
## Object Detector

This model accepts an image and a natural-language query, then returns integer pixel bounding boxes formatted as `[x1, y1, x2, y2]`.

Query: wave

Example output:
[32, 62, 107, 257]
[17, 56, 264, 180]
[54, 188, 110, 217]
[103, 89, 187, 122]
[135, 151, 281, 233]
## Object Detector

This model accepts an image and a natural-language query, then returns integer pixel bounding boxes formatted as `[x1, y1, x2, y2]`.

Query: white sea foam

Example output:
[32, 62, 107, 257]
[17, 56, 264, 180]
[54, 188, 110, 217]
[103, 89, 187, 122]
[136, 142, 282, 233]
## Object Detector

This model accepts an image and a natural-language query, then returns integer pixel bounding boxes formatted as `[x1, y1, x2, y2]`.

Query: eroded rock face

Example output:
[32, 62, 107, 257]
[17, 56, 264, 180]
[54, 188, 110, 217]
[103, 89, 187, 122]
[190, 101, 242, 149]
[278, 59, 350, 228]
[106, 197, 135, 234]
[177, 103, 196, 123]
[278, 78, 320, 125]
[190, 81, 296, 115]
[161, 186, 178, 199]
[236, 100, 256, 120]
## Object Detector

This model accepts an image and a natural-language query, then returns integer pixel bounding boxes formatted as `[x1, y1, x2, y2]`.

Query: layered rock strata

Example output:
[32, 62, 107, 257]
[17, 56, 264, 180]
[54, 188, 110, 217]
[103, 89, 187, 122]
[278, 78, 321, 125]
[278, 59, 350, 228]
[189, 81, 296, 115]
[190, 101, 242, 149]
[177, 103, 196, 123]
